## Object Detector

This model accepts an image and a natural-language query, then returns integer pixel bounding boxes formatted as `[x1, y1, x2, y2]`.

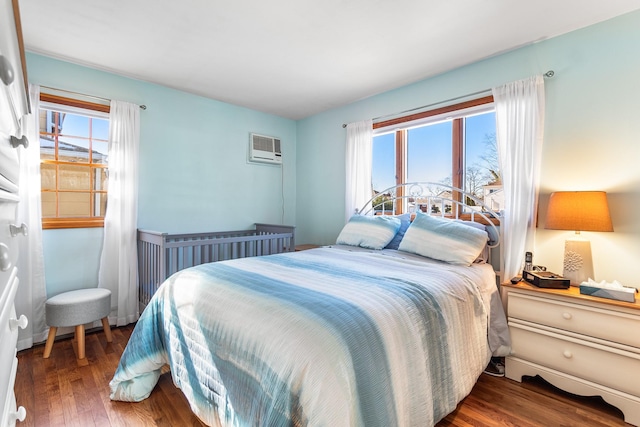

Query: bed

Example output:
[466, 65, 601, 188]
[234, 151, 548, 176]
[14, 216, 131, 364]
[110, 183, 510, 427]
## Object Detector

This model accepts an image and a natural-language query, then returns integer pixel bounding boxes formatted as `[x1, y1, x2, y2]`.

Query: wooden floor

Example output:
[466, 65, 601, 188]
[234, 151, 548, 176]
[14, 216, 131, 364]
[15, 324, 629, 427]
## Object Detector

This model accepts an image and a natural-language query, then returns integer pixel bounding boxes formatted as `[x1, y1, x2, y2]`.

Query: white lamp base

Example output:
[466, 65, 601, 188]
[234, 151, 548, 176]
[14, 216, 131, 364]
[562, 239, 594, 286]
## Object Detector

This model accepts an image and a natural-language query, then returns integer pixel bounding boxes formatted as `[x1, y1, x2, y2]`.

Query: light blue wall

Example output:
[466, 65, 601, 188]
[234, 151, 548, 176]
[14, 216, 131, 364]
[296, 10, 640, 288]
[41, 228, 103, 297]
[26, 53, 297, 296]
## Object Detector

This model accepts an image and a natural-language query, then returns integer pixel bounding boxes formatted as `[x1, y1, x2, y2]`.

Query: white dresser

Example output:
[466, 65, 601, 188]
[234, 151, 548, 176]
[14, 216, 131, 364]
[0, 0, 30, 425]
[502, 281, 640, 426]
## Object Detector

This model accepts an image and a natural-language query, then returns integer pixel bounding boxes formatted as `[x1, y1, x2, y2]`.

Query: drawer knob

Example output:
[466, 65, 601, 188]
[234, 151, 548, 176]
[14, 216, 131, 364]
[10, 223, 28, 237]
[0, 54, 15, 85]
[0, 242, 10, 271]
[10, 135, 29, 149]
[562, 312, 572, 320]
[11, 406, 26, 423]
[10, 314, 28, 331]
[563, 350, 573, 359]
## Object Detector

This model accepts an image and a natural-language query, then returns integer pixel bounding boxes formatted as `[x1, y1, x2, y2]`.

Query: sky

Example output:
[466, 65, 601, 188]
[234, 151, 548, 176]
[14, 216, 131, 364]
[372, 111, 496, 192]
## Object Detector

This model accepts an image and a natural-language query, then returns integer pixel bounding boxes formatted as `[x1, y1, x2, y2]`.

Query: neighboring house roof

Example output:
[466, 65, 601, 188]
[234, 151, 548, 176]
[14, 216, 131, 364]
[40, 136, 107, 161]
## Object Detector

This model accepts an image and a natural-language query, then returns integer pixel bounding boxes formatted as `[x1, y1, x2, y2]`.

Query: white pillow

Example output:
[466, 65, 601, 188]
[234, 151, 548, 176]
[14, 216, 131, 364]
[336, 215, 401, 250]
[398, 212, 488, 265]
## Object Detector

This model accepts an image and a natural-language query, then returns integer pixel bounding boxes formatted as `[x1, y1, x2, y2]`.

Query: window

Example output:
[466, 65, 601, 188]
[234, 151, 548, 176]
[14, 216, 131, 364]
[372, 96, 501, 216]
[39, 93, 110, 229]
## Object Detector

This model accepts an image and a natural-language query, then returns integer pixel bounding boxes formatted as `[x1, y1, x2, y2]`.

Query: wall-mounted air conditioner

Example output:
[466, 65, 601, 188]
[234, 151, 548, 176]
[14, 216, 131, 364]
[249, 133, 282, 165]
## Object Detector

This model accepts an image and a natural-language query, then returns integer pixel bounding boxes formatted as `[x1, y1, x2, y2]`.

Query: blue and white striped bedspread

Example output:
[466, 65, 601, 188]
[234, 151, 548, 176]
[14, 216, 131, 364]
[110, 246, 498, 426]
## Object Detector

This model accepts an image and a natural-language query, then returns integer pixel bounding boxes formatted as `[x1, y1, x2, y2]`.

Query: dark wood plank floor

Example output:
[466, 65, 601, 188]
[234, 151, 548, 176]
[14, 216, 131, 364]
[15, 324, 629, 426]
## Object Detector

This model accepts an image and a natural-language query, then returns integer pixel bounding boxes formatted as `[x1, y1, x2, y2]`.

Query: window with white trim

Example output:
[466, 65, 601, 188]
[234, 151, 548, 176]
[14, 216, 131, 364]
[39, 94, 110, 229]
[371, 96, 501, 215]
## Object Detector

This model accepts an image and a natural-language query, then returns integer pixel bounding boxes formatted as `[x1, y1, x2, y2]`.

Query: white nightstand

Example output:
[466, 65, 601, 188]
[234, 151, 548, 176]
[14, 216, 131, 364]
[501, 281, 640, 426]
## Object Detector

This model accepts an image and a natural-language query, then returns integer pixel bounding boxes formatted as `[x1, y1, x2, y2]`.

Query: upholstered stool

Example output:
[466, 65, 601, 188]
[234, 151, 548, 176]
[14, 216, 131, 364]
[43, 288, 113, 361]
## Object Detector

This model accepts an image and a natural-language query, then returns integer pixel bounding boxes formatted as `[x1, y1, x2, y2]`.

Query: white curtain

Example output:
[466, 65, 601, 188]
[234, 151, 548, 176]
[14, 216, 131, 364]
[98, 100, 140, 326]
[15, 84, 48, 350]
[492, 75, 545, 281]
[345, 119, 373, 221]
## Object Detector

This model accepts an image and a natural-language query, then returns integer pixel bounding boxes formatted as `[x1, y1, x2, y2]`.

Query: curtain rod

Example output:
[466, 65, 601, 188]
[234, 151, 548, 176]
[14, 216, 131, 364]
[342, 70, 555, 128]
[40, 85, 147, 110]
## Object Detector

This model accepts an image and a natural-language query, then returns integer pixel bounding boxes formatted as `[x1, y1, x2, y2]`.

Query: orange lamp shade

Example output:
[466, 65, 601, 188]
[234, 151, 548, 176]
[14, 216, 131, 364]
[545, 191, 613, 232]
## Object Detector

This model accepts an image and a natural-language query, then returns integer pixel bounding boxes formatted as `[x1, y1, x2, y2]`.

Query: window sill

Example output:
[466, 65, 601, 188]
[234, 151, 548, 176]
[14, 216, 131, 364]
[42, 218, 104, 229]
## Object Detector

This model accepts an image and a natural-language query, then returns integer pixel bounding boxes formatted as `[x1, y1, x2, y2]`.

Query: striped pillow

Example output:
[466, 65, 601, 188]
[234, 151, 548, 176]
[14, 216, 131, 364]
[336, 215, 402, 250]
[398, 212, 488, 265]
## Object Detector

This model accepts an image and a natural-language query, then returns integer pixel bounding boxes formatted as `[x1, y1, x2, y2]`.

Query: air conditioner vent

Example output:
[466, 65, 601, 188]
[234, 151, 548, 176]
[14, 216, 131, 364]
[249, 133, 282, 165]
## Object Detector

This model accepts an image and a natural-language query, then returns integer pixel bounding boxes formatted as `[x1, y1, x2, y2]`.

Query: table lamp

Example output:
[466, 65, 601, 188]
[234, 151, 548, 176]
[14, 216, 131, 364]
[545, 191, 613, 286]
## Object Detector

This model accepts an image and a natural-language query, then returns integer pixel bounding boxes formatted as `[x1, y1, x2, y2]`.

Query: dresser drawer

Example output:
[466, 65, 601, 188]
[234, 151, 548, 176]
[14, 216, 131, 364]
[0, 0, 30, 137]
[510, 322, 640, 397]
[0, 132, 19, 194]
[0, 201, 19, 292]
[0, 267, 19, 344]
[0, 355, 20, 427]
[508, 292, 640, 348]
[0, 211, 21, 300]
[0, 269, 19, 426]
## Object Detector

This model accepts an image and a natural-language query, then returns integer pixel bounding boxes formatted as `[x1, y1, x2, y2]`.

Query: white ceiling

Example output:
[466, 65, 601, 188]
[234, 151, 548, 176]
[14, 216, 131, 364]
[18, 0, 640, 120]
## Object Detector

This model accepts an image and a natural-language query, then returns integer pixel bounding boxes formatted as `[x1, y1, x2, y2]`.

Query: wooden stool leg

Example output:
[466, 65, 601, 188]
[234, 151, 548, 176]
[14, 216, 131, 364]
[43, 327, 57, 358]
[75, 324, 86, 360]
[101, 317, 113, 343]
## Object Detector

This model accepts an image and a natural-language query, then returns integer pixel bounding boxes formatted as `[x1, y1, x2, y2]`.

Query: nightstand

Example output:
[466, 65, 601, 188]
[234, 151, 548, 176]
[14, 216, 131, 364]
[501, 281, 640, 426]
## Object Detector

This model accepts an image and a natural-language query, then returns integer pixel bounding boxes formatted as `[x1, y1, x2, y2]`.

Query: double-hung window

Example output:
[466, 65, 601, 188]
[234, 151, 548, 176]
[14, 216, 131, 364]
[371, 96, 501, 217]
[39, 93, 110, 229]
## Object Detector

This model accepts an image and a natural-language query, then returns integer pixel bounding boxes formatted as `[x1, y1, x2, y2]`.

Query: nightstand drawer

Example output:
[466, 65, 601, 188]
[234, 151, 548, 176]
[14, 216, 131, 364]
[509, 292, 640, 348]
[510, 322, 640, 397]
